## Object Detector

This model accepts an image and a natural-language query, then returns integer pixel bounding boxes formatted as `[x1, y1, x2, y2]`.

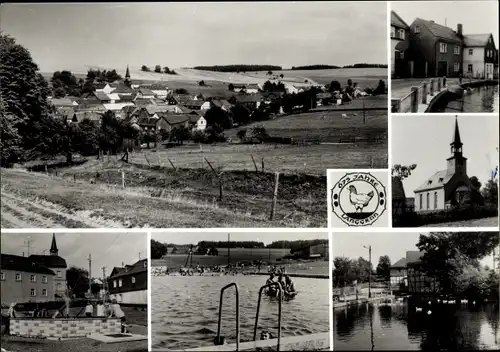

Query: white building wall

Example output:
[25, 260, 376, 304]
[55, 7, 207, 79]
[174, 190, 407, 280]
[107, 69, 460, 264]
[196, 117, 207, 131]
[414, 188, 445, 212]
[391, 38, 400, 75]
[111, 290, 147, 304]
[463, 47, 485, 78]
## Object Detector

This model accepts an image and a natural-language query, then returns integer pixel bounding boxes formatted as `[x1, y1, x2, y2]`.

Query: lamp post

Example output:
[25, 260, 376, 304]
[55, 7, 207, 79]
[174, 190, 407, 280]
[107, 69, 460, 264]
[363, 245, 372, 298]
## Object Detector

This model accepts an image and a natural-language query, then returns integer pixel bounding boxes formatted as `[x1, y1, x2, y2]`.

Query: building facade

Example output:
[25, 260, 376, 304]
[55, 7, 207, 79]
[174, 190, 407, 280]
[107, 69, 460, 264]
[391, 11, 411, 77]
[1, 254, 56, 305]
[414, 118, 471, 212]
[29, 234, 68, 298]
[463, 34, 497, 79]
[108, 259, 148, 304]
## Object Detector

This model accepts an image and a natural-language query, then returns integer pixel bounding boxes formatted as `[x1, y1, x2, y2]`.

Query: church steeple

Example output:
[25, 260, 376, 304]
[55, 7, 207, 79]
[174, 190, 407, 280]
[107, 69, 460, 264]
[124, 65, 131, 87]
[50, 233, 58, 256]
[125, 65, 130, 79]
[447, 116, 467, 176]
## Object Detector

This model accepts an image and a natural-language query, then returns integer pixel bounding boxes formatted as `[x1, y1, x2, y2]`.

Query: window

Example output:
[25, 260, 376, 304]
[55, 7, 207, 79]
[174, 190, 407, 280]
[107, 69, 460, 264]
[439, 177, 444, 183]
[434, 192, 438, 209]
[118, 279, 123, 287]
[468, 64, 473, 73]
[415, 26, 420, 33]
[42, 289, 48, 297]
[419, 194, 423, 210]
[15, 273, 21, 281]
[468, 48, 473, 56]
[30, 275, 36, 282]
[439, 43, 447, 53]
[399, 29, 405, 40]
[454, 63, 460, 72]
[427, 180, 432, 185]
[113, 280, 117, 288]
[42, 275, 47, 283]
[1, 272, 5, 281]
[30, 288, 36, 297]
[426, 193, 430, 210]
[132, 276, 136, 284]
[57, 271, 62, 278]
[391, 26, 396, 38]
[400, 51, 404, 59]
[454, 46, 460, 55]
[144, 261, 147, 268]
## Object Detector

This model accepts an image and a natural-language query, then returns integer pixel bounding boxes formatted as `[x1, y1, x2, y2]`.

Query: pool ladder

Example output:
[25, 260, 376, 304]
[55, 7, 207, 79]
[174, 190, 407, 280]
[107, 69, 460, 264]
[214, 282, 284, 351]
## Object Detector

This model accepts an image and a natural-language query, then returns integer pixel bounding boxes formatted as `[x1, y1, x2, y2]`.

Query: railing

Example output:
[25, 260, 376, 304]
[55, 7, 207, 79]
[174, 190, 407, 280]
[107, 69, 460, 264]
[253, 282, 283, 351]
[215, 283, 240, 350]
[392, 77, 447, 113]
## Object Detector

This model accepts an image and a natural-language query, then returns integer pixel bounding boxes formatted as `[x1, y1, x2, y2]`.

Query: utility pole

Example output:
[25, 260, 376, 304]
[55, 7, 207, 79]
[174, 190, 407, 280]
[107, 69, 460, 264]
[102, 266, 107, 302]
[228, 233, 230, 266]
[87, 254, 92, 295]
[24, 237, 32, 256]
[363, 245, 372, 298]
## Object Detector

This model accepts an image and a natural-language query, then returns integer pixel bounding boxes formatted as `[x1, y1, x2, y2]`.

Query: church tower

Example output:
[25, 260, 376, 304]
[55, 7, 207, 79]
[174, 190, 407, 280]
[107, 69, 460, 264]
[446, 117, 467, 176]
[50, 233, 59, 256]
[124, 65, 131, 87]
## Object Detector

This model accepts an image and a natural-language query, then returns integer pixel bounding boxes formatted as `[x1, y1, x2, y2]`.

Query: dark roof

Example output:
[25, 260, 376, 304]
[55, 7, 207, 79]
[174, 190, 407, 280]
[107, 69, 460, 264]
[29, 254, 67, 268]
[94, 92, 111, 101]
[406, 251, 423, 264]
[118, 94, 136, 102]
[391, 257, 407, 268]
[211, 100, 223, 108]
[109, 259, 147, 279]
[414, 18, 462, 42]
[177, 105, 194, 114]
[1, 254, 56, 275]
[56, 106, 75, 118]
[261, 92, 284, 99]
[414, 170, 453, 192]
[234, 94, 262, 103]
[137, 117, 158, 127]
[232, 84, 246, 89]
[94, 83, 109, 89]
[159, 113, 190, 125]
[50, 98, 74, 106]
[110, 267, 126, 277]
[184, 100, 204, 107]
[113, 84, 135, 94]
[139, 88, 155, 95]
[74, 111, 103, 122]
[391, 10, 410, 29]
[149, 84, 169, 90]
[463, 34, 491, 47]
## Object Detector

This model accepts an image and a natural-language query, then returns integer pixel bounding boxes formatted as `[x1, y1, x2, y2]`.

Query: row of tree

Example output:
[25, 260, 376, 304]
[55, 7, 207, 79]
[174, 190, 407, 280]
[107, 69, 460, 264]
[50, 68, 122, 98]
[193, 65, 282, 72]
[291, 65, 341, 70]
[141, 65, 177, 75]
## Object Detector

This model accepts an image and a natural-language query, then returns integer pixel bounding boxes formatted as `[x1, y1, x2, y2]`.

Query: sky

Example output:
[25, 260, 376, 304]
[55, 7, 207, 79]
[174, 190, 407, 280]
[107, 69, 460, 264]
[151, 232, 328, 246]
[392, 115, 499, 195]
[332, 232, 498, 269]
[0, 2, 387, 73]
[391, 1, 499, 46]
[1, 233, 148, 278]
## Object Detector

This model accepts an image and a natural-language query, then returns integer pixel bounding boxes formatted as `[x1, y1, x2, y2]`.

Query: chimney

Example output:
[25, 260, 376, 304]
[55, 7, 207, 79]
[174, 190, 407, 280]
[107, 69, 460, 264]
[122, 261, 124, 267]
[457, 23, 463, 36]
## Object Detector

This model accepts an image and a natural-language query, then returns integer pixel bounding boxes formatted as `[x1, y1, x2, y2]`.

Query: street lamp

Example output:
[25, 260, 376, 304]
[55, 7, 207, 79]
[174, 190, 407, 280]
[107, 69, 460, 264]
[363, 245, 372, 298]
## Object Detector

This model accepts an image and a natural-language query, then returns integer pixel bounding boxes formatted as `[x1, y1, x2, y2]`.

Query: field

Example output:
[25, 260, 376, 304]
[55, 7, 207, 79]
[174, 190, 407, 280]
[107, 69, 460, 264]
[423, 216, 499, 227]
[1, 166, 326, 228]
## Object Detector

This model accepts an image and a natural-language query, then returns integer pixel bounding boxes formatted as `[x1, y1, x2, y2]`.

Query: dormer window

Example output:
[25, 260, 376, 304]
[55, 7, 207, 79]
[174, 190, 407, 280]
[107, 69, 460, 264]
[428, 180, 432, 185]
[439, 178, 444, 183]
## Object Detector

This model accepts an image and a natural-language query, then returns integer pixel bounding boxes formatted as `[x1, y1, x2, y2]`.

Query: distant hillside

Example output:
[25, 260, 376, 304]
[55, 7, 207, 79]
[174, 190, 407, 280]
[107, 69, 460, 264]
[291, 65, 341, 70]
[343, 63, 388, 69]
[193, 65, 282, 72]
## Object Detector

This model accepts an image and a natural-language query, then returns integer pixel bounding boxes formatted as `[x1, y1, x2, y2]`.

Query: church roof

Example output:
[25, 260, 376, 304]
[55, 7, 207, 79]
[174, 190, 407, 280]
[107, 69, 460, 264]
[29, 255, 67, 268]
[50, 234, 58, 253]
[1, 254, 56, 275]
[451, 117, 462, 146]
[414, 169, 453, 192]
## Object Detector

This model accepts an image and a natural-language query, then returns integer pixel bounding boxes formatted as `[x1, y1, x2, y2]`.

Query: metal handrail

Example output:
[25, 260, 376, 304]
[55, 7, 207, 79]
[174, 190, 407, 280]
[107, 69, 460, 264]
[253, 282, 283, 351]
[216, 282, 240, 350]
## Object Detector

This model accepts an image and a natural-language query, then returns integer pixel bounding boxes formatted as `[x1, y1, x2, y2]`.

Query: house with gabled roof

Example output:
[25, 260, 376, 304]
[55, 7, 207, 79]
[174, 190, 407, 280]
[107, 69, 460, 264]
[391, 11, 411, 77]
[108, 259, 147, 304]
[462, 33, 497, 79]
[229, 94, 262, 110]
[156, 113, 191, 132]
[95, 83, 115, 94]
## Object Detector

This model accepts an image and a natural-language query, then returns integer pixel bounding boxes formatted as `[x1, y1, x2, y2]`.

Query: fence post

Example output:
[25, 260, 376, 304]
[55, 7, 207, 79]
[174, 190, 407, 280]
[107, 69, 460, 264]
[250, 154, 258, 172]
[422, 82, 428, 104]
[410, 87, 419, 113]
[261, 157, 265, 173]
[270, 172, 280, 221]
[168, 158, 176, 171]
[205, 158, 223, 201]
[391, 99, 401, 113]
[430, 79, 435, 96]
[121, 171, 125, 189]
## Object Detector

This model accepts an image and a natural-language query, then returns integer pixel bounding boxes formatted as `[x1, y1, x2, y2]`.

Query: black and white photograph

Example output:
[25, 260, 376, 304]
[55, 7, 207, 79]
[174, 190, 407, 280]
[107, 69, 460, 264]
[391, 1, 499, 113]
[0, 232, 148, 352]
[391, 114, 499, 227]
[0, 1, 387, 229]
[150, 232, 330, 351]
[332, 231, 500, 351]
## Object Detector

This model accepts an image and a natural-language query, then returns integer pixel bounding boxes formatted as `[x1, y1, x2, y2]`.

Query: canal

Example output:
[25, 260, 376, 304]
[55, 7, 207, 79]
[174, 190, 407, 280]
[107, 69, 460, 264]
[432, 84, 499, 113]
[152, 275, 329, 350]
[334, 302, 500, 351]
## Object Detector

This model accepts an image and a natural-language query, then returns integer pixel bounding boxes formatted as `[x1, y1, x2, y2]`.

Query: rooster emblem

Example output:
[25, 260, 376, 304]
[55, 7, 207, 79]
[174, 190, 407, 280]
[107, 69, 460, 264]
[348, 185, 374, 212]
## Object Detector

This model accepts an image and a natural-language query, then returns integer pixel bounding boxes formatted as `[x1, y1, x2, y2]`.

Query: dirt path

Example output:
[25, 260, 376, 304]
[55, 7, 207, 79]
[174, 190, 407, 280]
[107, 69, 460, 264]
[0, 189, 127, 228]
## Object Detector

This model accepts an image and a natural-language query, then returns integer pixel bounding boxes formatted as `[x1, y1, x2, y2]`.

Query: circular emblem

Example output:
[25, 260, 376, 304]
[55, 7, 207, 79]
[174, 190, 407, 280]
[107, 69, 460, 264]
[331, 172, 386, 226]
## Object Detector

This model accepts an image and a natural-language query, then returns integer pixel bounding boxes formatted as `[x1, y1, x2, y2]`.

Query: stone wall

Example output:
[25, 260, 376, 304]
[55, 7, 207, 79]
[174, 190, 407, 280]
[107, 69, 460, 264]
[10, 317, 121, 338]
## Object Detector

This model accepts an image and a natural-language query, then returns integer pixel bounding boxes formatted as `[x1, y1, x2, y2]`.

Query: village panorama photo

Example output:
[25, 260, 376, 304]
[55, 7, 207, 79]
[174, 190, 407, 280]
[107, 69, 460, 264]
[0, 2, 388, 228]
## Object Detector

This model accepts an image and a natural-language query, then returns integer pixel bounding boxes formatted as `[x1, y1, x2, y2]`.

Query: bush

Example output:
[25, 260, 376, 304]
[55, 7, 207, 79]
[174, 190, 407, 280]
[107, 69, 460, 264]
[394, 205, 498, 227]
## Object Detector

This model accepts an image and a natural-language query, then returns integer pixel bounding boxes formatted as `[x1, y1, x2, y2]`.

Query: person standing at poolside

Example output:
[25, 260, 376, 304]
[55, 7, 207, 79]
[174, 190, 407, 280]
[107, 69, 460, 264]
[85, 301, 93, 318]
[109, 299, 127, 333]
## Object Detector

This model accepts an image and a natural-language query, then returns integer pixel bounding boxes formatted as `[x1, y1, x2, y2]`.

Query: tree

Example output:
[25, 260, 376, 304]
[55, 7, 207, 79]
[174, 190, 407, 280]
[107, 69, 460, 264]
[170, 126, 191, 145]
[66, 266, 90, 298]
[198, 80, 206, 86]
[163, 66, 171, 74]
[141, 65, 150, 72]
[466, 176, 484, 205]
[154, 65, 162, 73]
[376, 255, 391, 282]
[230, 104, 251, 125]
[392, 164, 417, 180]
[280, 74, 284, 79]
[482, 179, 498, 207]
[151, 239, 169, 259]
[333, 257, 356, 287]
[237, 129, 247, 142]
[204, 106, 233, 131]
[251, 125, 268, 142]
[228, 83, 234, 91]
[175, 88, 189, 95]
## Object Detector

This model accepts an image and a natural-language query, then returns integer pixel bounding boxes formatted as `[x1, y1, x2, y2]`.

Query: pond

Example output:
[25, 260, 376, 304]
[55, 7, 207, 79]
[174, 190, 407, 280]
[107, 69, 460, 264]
[151, 275, 329, 350]
[334, 302, 500, 351]
[433, 84, 499, 113]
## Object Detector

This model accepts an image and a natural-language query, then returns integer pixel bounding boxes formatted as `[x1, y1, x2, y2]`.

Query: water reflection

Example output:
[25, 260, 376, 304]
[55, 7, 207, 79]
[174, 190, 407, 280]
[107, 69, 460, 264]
[436, 85, 499, 113]
[334, 302, 500, 351]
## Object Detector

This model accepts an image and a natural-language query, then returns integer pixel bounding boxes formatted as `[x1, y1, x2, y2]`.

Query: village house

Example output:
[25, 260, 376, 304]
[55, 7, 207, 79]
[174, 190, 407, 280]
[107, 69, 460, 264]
[261, 91, 284, 104]
[231, 84, 247, 93]
[72, 111, 103, 124]
[50, 97, 78, 107]
[245, 83, 261, 94]
[1, 254, 56, 306]
[95, 83, 115, 94]
[391, 11, 412, 78]
[148, 84, 170, 99]
[200, 101, 212, 110]
[188, 114, 207, 131]
[208, 99, 233, 112]
[156, 113, 191, 133]
[103, 101, 135, 112]
[390, 251, 424, 291]
[462, 34, 497, 79]
[94, 91, 113, 104]
[111, 83, 135, 95]
[414, 118, 471, 212]
[55, 106, 76, 121]
[183, 99, 204, 110]
[137, 88, 155, 100]
[229, 94, 262, 110]
[137, 117, 158, 131]
[107, 259, 147, 305]
[409, 18, 463, 77]
[28, 234, 68, 299]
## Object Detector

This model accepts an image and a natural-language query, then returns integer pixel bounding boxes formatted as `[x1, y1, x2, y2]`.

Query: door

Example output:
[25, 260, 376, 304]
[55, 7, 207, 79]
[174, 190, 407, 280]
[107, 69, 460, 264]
[437, 61, 448, 77]
[394, 51, 405, 77]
